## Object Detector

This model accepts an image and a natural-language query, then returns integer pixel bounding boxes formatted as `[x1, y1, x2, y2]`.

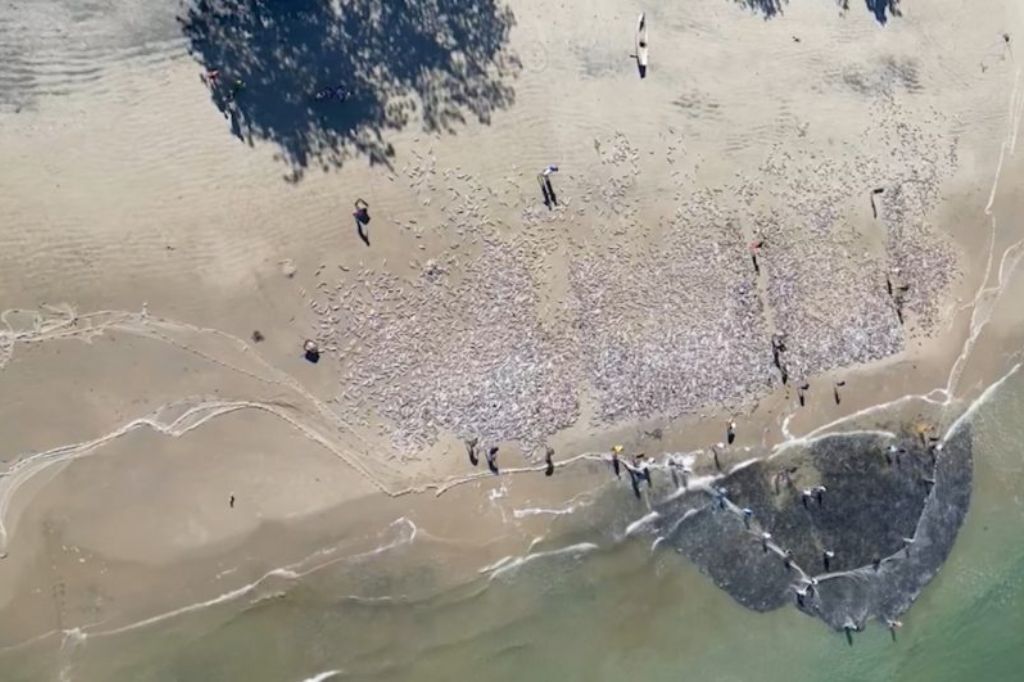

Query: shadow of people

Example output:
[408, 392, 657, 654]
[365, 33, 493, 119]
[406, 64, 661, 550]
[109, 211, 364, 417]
[538, 174, 555, 209]
[179, 0, 521, 181]
[356, 216, 370, 246]
[731, 0, 900, 24]
[545, 178, 558, 207]
[732, 0, 785, 17]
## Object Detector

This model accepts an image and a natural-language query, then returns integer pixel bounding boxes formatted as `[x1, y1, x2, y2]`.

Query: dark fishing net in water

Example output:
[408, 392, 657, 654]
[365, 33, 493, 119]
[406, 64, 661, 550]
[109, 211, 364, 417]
[644, 426, 971, 631]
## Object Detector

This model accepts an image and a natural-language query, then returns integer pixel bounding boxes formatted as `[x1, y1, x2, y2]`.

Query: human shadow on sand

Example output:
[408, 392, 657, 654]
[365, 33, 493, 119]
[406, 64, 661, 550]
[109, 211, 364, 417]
[732, 0, 902, 24]
[179, 0, 520, 181]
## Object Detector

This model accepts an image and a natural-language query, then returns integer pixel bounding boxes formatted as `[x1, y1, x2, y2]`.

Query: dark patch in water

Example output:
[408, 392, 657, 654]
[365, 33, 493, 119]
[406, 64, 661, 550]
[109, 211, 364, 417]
[652, 425, 972, 630]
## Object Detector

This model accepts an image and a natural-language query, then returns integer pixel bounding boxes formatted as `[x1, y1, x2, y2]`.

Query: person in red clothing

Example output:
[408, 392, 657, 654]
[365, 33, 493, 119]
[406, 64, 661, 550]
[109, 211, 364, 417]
[749, 238, 764, 274]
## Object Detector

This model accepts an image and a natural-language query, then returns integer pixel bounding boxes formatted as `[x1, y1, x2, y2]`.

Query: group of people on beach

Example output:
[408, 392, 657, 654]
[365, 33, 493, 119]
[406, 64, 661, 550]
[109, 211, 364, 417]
[462, 418, 744, 501]
[464, 437, 557, 477]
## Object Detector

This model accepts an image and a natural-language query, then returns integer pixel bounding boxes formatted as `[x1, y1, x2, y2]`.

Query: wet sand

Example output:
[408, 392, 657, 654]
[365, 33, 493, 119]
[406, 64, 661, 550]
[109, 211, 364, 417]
[3, 0, 1024, 673]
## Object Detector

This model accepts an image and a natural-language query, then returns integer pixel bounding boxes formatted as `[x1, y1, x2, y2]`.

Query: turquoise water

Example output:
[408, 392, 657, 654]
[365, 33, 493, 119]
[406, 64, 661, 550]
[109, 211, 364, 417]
[9, 368, 1015, 682]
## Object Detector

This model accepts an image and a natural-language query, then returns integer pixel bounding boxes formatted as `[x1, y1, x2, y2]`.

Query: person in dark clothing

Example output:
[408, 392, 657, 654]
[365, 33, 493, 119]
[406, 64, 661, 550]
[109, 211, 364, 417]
[833, 380, 845, 405]
[354, 198, 371, 246]
[634, 454, 652, 486]
[626, 464, 643, 499]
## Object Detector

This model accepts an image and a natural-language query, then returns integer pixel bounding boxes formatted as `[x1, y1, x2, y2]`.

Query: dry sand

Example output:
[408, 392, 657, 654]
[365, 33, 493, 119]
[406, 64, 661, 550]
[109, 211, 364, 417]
[2, 0, 1024, 657]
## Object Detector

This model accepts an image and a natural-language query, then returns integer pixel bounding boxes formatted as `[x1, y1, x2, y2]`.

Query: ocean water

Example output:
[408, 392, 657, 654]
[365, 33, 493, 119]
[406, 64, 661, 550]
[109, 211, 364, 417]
[8, 368, 1018, 682]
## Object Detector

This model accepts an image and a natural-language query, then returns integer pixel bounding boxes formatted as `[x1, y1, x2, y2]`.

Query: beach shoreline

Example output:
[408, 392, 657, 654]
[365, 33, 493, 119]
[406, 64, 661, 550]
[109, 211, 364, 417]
[3, 0, 1024, 669]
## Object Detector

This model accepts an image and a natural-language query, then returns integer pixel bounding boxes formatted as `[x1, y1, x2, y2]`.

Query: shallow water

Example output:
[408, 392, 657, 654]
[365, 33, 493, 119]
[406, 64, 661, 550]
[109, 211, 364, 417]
[6, 368, 1016, 682]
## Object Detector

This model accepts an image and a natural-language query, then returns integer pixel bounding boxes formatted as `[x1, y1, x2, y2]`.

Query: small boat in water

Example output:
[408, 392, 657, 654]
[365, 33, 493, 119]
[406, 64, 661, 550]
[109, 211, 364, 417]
[636, 12, 649, 78]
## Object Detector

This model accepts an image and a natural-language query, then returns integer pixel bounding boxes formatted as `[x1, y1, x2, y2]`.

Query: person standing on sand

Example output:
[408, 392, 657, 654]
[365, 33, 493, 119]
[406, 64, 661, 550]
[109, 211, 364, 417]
[538, 165, 559, 208]
[303, 339, 321, 363]
[229, 494, 235, 509]
[833, 380, 845, 405]
[486, 446, 500, 475]
[354, 198, 370, 222]
[771, 332, 788, 386]
[726, 421, 736, 445]
[354, 198, 371, 246]
[544, 447, 555, 476]
[749, 239, 764, 275]
[771, 332, 786, 355]
[466, 437, 479, 466]
[823, 549, 835, 571]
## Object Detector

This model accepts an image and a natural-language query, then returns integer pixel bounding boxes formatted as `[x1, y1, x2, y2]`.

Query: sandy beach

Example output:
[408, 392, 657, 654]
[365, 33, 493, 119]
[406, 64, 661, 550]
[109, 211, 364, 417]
[3, 0, 1024, 678]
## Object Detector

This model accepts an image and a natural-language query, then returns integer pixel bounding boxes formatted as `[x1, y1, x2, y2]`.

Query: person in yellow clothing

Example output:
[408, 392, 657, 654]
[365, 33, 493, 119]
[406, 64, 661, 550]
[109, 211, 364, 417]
[610, 445, 623, 478]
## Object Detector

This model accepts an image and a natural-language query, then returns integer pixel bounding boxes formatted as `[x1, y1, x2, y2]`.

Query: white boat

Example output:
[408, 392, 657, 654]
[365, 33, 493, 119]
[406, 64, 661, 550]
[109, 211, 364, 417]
[636, 12, 649, 78]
